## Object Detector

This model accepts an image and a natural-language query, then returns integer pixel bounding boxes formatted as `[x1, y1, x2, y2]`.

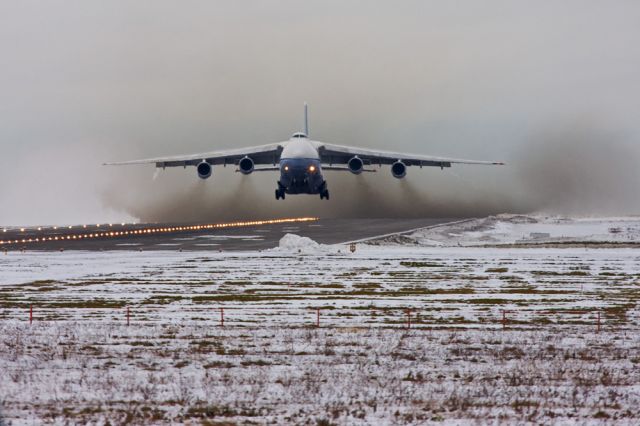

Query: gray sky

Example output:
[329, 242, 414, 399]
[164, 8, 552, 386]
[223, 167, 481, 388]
[1, 1, 639, 225]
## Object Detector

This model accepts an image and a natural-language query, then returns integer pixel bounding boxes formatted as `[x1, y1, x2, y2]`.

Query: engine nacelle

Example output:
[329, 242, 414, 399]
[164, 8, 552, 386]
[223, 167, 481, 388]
[238, 156, 255, 175]
[347, 156, 364, 174]
[391, 161, 407, 179]
[196, 161, 212, 179]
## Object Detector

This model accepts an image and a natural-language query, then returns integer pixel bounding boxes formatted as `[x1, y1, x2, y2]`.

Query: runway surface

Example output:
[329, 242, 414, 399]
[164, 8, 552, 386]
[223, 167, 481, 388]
[0, 218, 457, 251]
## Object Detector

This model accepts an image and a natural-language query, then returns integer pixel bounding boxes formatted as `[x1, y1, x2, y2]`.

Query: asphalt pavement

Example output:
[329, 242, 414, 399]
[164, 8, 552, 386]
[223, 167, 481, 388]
[0, 218, 457, 251]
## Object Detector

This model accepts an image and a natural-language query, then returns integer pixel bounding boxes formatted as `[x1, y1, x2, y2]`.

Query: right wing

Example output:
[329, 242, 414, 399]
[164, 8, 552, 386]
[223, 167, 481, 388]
[104, 142, 284, 168]
[315, 142, 504, 168]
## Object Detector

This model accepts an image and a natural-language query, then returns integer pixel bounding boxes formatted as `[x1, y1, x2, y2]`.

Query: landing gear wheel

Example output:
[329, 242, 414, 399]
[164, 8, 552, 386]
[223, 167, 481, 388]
[275, 189, 286, 200]
[320, 189, 330, 200]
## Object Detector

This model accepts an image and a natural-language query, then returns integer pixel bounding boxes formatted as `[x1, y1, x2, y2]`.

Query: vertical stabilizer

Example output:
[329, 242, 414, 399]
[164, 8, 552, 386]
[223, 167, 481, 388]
[304, 102, 309, 137]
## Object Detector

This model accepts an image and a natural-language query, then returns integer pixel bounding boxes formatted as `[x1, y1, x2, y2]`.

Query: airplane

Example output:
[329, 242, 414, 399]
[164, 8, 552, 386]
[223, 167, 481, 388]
[105, 104, 503, 200]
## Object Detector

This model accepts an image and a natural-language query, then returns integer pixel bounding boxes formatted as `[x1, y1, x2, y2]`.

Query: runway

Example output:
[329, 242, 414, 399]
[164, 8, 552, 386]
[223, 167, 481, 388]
[0, 217, 457, 251]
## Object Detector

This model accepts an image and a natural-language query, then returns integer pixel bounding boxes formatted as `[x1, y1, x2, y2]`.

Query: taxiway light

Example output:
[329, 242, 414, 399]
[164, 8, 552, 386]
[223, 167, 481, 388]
[20, 228, 25, 232]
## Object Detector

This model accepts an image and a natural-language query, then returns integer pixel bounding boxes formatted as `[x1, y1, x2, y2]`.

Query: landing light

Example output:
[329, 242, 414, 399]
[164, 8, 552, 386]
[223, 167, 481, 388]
[284, 165, 289, 171]
[309, 165, 316, 172]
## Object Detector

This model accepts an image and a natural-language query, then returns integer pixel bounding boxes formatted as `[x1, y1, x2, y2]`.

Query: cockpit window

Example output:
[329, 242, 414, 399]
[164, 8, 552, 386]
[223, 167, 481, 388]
[292, 132, 307, 139]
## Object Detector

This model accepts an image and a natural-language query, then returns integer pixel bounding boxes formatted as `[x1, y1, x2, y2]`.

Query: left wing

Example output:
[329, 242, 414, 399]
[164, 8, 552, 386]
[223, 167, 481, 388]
[315, 142, 504, 168]
[104, 142, 284, 168]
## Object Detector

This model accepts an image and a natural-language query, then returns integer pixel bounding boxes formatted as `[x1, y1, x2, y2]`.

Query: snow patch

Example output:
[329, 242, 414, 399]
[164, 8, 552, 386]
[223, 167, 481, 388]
[276, 233, 320, 252]
[369, 215, 640, 247]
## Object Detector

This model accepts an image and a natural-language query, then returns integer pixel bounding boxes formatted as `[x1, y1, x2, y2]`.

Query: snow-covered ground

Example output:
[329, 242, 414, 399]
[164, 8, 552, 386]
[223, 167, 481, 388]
[373, 214, 640, 247]
[1, 222, 639, 424]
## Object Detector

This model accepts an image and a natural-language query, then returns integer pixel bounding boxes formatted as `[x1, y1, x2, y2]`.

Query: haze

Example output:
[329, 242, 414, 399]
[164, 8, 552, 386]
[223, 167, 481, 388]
[1, 1, 639, 225]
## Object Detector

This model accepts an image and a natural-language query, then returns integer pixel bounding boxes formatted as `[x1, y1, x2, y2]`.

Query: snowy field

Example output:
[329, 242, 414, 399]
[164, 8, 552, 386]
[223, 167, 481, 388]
[375, 214, 640, 247]
[1, 232, 640, 423]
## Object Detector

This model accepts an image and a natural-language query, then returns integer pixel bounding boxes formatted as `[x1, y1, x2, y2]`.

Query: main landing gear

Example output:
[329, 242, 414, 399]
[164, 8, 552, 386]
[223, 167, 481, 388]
[275, 188, 286, 200]
[319, 182, 330, 200]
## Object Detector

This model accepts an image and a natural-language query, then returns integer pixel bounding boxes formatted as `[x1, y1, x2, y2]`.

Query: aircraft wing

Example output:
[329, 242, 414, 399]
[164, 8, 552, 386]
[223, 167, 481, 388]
[315, 142, 504, 168]
[104, 143, 284, 168]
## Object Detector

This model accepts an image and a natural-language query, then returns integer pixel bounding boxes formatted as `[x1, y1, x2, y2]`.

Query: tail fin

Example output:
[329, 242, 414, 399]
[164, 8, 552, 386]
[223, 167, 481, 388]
[303, 102, 309, 137]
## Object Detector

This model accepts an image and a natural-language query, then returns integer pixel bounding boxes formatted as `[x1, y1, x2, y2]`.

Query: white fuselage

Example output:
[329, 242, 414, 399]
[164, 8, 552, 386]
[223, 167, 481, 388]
[278, 135, 324, 195]
[280, 138, 320, 160]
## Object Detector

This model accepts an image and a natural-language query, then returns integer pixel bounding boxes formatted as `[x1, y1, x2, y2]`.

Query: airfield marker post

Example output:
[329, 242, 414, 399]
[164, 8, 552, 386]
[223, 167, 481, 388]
[126, 306, 130, 326]
[502, 310, 507, 330]
[406, 309, 411, 329]
[316, 308, 320, 328]
[597, 311, 601, 333]
[220, 307, 224, 327]
[29, 304, 33, 325]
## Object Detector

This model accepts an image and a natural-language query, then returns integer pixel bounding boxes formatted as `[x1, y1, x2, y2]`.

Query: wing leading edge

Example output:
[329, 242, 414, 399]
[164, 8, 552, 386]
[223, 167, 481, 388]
[315, 142, 504, 168]
[104, 143, 284, 168]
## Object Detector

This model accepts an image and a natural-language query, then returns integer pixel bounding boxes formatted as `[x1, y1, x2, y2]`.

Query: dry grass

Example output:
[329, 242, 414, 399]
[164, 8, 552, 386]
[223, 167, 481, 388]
[1, 323, 639, 424]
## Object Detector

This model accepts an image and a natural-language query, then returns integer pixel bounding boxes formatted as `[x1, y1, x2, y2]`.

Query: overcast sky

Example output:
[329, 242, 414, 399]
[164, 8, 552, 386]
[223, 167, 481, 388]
[1, 1, 639, 225]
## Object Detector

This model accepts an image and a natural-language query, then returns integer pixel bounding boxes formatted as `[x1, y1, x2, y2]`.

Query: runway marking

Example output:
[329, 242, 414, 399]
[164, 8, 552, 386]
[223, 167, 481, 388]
[0, 217, 318, 247]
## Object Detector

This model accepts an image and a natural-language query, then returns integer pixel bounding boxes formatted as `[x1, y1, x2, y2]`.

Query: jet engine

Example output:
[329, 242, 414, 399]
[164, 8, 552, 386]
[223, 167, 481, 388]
[238, 156, 255, 175]
[391, 161, 407, 179]
[347, 156, 364, 174]
[196, 161, 212, 179]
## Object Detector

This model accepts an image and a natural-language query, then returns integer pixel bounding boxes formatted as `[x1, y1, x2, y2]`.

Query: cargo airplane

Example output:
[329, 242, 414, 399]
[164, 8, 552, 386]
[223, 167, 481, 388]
[105, 104, 503, 200]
